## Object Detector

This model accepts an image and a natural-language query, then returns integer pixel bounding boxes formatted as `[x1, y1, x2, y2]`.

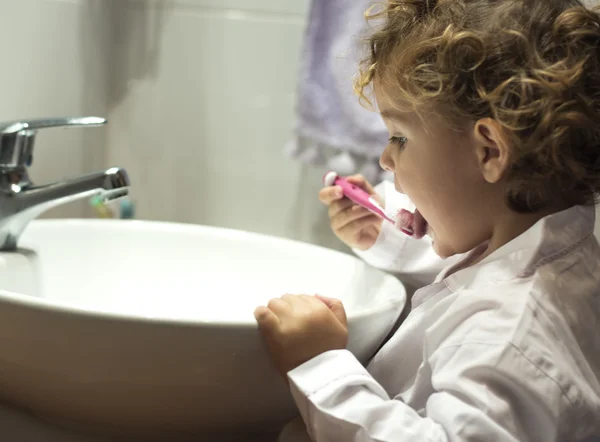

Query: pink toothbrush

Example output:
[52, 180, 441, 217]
[323, 171, 414, 236]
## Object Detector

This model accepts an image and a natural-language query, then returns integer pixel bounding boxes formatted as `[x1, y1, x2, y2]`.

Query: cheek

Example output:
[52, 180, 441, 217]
[393, 135, 491, 255]
[427, 184, 493, 256]
[392, 161, 416, 196]
[400, 157, 484, 252]
[418, 151, 479, 210]
[391, 150, 417, 183]
[394, 150, 450, 208]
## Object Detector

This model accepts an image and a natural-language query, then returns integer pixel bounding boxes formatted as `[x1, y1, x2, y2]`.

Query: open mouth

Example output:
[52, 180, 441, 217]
[396, 208, 429, 240]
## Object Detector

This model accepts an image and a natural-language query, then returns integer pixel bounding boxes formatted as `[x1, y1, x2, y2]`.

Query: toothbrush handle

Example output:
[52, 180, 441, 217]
[333, 177, 394, 223]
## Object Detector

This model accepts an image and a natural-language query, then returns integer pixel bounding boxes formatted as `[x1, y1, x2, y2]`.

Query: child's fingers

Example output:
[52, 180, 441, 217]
[335, 214, 380, 238]
[327, 198, 354, 219]
[331, 205, 375, 232]
[318, 185, 344, 205]
[254, 306, 280, 333]
[319, 174, 377, 206]
[267, 297, 292, 317]
[345, 174, 376, 195]
[344, 175, 385, 206]
[314, 294, 347, 326]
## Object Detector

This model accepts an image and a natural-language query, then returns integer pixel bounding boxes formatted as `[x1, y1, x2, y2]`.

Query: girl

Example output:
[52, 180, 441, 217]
[255, 1, 600, 440]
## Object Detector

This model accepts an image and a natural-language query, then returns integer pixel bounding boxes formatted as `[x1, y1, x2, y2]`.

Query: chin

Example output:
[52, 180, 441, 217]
[431, 240, 454, 259]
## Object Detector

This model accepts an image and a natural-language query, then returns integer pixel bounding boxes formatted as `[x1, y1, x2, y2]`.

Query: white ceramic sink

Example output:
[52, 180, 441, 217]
[0, 219, 406, 440]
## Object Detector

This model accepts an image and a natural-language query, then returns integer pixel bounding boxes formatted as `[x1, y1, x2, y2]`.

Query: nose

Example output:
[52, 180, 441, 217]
[379, 144, 394, 173]
[379, 144, 405, 193]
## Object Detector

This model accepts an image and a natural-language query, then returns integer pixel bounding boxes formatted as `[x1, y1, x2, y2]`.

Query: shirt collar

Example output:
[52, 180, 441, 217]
[443, 205, 596, 291]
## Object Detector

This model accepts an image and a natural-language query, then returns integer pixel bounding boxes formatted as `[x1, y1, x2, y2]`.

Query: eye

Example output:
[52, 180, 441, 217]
[388, 136, 408, 148]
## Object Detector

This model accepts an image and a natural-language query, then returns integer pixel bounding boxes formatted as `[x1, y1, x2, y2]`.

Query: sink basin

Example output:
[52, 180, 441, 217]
[0, 219, 406, 440]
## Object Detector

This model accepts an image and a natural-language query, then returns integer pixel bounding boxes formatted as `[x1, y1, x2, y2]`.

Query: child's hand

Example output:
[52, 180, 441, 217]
[254, 294, 348, 380]
[319, 174, 383, 250]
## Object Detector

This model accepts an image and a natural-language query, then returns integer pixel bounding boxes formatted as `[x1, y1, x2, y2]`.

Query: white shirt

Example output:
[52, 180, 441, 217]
[287, 182, 600, 442]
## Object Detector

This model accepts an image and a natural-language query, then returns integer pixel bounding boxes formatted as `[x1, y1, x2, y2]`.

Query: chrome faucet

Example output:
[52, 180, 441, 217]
[0, 117, 130, 251]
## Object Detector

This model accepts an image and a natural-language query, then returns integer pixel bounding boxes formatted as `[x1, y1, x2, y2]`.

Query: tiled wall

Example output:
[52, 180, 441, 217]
[104, 0, 348, 251]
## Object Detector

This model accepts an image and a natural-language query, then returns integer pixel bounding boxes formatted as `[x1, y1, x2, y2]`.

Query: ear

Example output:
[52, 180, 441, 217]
[472, 118, 511, 184]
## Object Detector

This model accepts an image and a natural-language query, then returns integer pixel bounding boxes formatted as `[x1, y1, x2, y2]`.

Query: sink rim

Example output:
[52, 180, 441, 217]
[0, 218, 406, 328]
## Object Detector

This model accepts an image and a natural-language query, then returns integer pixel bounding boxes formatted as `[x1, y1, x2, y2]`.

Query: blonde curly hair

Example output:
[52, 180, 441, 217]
[355, 0, 600, 213]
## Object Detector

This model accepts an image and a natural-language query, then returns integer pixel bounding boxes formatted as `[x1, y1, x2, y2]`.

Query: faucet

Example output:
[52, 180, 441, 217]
[0, 117, 130, 251]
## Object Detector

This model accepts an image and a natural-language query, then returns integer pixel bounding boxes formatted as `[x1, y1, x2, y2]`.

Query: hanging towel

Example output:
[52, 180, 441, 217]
[285, 0, 392, 184]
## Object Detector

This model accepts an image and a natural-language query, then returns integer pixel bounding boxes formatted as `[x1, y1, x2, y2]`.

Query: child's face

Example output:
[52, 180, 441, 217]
[375, 84, 502, 258]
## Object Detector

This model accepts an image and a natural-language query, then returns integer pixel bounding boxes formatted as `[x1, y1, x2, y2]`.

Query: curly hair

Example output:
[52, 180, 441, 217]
[355, 0, 600, 213]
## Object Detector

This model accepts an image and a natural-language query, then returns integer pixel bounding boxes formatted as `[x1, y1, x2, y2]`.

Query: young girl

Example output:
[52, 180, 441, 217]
[254, 0, 600, 440]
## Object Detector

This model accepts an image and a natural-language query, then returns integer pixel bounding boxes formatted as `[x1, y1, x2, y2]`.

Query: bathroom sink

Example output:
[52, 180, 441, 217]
[0, 219, 406, 440]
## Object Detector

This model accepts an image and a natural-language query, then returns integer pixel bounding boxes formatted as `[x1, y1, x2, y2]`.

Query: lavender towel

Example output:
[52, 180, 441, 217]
[286, 0, 391, 183]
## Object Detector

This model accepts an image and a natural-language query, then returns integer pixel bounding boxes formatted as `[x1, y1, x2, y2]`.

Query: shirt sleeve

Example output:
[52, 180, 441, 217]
[351, 181, 461, 289]
[287, 345, 556, 442]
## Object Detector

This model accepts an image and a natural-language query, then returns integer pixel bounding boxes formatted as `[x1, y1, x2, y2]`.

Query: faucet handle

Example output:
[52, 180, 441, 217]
[0, 116, 107, 168]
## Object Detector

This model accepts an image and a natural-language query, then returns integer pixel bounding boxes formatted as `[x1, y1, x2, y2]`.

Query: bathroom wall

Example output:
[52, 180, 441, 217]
[104, 0, 348, 252]
[0, 0, 110, 218]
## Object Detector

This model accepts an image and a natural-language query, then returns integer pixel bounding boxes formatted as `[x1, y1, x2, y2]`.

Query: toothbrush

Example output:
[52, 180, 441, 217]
[89, 195, 114, 218]
[323, 171, 414, 236]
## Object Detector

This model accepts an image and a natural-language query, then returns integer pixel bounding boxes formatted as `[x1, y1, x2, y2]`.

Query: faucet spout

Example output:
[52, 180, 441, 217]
[0, 167, 130, 251]
[0, 116, 130, 251]
[21, 167, 129, 206]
